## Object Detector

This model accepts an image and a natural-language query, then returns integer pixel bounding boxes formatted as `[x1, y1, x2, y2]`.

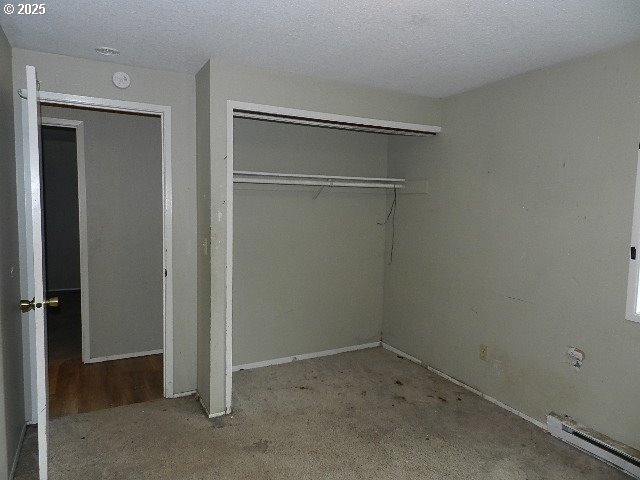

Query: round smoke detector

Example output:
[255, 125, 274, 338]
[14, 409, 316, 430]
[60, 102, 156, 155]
[112, 71, 131, 89]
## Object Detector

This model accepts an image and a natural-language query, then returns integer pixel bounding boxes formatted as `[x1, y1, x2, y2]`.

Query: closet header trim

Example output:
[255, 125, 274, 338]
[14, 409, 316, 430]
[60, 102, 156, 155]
[231, 101, 441, 137]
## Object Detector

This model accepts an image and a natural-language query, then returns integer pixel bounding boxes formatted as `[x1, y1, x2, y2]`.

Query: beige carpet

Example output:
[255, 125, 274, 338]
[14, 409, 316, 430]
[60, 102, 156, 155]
[15, 348, 626, 479]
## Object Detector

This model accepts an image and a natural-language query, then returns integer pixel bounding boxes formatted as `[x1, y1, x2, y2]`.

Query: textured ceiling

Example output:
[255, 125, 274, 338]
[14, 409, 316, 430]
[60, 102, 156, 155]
[2, 0, 640, 97]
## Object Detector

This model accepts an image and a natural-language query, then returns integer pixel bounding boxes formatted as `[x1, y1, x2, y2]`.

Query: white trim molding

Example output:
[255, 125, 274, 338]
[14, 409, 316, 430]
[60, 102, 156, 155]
[381, 342, 423, 365]
[231, 101, 441, 136]
[9, 423, 27, 480]
[208, 410, 227, 419]
[84, 349, 163, 364]
[381, 342, 547, 430]
[426, 365, 547, 430]
[21, 90, 175, 398]
[198, 394, 226, 419]
[225, 103, 234, 414]
[223, 99, 442, 416]
[233, 342, 381, 372]
[40, 117, 91, 364]
[626, 147, 640, 322]
[172, 390, 196, 398]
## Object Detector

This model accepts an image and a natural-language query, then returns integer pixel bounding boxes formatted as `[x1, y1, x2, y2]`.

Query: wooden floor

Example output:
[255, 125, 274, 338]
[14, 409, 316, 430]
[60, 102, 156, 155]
[49, 355, 163, 417]
[47, 290, 163, 417]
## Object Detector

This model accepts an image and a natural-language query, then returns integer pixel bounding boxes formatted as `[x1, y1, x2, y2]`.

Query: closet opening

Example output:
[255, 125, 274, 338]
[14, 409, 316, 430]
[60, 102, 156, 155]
[226, 102, 439, 411]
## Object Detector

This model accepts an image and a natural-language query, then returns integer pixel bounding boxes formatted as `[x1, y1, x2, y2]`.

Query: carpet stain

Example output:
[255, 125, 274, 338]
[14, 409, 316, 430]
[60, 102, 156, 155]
[247, 439, 270, 453]
[14, 348, 628, 480]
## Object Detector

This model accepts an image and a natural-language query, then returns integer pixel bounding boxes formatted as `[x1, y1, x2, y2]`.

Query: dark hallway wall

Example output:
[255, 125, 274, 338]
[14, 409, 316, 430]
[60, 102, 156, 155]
[41, 126, 80, 292]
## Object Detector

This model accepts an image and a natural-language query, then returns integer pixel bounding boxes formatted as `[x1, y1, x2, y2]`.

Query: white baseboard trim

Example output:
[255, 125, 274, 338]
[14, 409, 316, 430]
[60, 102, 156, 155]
[198, 394, 210, 416]
[172, 390, 196, 398]
[427, 364, 547, 430]
[9, 423, 27, 480]
[197, 393, 227, 419]
[381, 342, 423, 365]
[85, 349, 163, 364]
[381, 342, 547, 431]
[232, 342, 382, 372]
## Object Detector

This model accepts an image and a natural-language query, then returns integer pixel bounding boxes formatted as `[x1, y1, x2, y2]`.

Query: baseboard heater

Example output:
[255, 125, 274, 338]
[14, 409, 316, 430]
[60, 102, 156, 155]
[547, 413, 640, 478]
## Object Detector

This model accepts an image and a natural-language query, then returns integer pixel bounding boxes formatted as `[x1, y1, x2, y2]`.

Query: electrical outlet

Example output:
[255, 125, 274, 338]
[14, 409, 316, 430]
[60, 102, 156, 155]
[479, 344, 488, 362]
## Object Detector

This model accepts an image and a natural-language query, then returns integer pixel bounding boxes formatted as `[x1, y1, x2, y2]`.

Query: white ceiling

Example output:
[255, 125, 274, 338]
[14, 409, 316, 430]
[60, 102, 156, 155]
[2, 0, 640, 97]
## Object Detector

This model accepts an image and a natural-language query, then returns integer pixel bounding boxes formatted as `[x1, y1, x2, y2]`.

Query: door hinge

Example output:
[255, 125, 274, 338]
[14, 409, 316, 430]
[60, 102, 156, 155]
[631, 247, 636, 260]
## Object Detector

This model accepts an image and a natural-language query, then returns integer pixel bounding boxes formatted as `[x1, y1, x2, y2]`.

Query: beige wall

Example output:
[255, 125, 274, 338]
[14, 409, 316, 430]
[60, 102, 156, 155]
[195, 62, 211, 408]
[13, 49, 197, 393]
[233, 119, 388, 365]
[202, 59, 443, 413]
[42, 106, 163, 359]
[383, 40, 640, 449]
[0, 26, 25, 478]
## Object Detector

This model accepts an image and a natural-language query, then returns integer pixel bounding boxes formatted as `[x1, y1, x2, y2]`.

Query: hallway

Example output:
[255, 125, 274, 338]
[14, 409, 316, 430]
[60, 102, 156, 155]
[47, 291, 163, 417]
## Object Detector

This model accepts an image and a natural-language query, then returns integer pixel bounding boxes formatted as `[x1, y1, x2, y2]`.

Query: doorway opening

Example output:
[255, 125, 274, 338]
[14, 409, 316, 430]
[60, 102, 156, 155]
[18, 70, 176, 477]
[39, 107, 164, 416]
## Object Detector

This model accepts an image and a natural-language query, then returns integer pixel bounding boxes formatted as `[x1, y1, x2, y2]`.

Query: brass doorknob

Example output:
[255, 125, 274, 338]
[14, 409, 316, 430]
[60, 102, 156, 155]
[20, 298, 35, 313]
[42, 297, 59, 308]
[19, 296, 59, 313]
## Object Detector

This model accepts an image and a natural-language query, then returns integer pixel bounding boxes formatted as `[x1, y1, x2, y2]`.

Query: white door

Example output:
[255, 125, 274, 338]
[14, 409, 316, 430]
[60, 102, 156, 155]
[21, 64, 50, 479]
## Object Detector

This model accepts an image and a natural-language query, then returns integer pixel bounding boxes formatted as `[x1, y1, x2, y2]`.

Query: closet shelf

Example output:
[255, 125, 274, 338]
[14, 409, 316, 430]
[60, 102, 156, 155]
[233, 170, 405, 189]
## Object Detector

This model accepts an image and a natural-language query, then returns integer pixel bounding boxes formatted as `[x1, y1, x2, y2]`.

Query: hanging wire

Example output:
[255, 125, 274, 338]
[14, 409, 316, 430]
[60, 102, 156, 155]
[377, 187, 397, 265]
[312, 185, 325, 200]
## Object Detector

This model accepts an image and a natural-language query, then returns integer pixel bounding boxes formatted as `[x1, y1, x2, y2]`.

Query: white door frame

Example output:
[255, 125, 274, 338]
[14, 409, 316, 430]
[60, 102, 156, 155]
[39, 117, 93, 364]
[20, 90, 175, 398]
[223, 100, 441, 413]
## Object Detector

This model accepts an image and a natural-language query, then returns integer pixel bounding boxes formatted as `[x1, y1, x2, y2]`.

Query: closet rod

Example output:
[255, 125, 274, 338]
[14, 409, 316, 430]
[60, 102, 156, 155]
[233, 170, 405, 189]
[234, 177, 404, 189]
[234, 170, 405, 183]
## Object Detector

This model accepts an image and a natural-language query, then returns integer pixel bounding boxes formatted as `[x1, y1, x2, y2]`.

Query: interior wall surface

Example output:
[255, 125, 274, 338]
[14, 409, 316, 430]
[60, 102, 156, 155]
[233, 118, 388, 365]
[383, 40, 640, 449]
[0, 24, 25, 479]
